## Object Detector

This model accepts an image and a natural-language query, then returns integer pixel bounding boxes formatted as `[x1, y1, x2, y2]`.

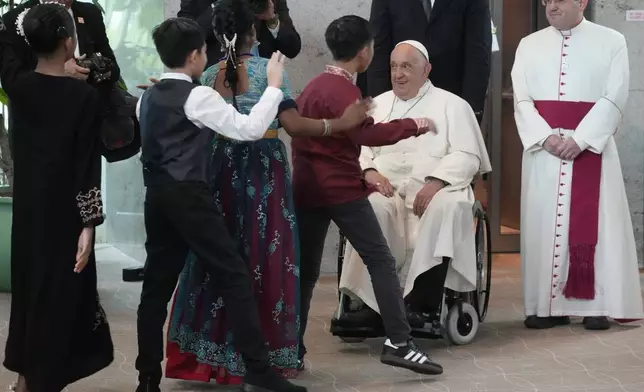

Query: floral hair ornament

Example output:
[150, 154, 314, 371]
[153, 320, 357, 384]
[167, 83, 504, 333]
[15, 8, 30, 44]
[15, 2, 66, 45]
[223, 33, 238, 69]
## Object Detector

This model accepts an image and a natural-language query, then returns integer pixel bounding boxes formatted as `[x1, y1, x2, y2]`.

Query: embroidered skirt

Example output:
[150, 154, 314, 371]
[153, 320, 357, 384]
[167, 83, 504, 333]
[165, 137, 300, 384]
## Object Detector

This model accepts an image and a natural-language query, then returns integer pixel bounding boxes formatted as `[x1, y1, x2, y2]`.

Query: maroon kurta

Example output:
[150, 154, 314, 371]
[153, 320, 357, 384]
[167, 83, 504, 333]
[293, 68, 419, 208]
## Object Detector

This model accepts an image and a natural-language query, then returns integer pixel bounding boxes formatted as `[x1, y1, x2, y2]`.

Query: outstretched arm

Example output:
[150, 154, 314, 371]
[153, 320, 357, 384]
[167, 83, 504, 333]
[341, 88, 420, 146]
[277, 69, 365, 136]
[279, 107, 359, 137]
[186, 86, 283, 140]
[135, 85, 283, 141]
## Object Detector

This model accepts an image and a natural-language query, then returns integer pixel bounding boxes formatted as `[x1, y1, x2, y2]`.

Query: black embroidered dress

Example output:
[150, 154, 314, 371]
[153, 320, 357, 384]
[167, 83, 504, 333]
[0, 24, 113, 392]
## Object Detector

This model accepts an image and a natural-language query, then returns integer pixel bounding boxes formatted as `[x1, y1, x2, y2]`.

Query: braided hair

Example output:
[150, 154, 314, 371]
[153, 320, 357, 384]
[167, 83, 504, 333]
[20, 3, 75, 56]
[212, 0, 255, 109]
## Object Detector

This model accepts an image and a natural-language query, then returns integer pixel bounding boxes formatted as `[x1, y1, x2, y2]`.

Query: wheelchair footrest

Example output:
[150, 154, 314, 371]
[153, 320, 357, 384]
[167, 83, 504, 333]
[330, 317, 445, 340]
[330, 317, 385, 338]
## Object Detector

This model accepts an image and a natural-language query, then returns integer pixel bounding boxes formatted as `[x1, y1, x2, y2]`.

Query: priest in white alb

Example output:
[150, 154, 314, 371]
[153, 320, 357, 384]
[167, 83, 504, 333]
[337, 40, 491, 327]
[513, 0, 643, 331]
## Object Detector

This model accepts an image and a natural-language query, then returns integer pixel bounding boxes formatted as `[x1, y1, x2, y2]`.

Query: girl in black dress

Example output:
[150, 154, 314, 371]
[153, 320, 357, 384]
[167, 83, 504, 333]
[0, 4, 113, 392]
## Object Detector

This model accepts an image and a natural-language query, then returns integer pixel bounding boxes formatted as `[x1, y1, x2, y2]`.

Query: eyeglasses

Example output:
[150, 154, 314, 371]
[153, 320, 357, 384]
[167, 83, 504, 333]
[541, 0, 568, 5]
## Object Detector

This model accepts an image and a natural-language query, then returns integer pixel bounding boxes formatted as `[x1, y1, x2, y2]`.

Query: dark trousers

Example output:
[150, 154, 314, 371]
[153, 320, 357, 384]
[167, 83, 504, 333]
[135, 182, 270, 381]
[406, 258, 450, 313]
[297, 197, 411, 358]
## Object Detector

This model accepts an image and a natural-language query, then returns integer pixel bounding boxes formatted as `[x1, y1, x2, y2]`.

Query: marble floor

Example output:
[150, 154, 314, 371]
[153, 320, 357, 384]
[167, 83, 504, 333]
[1, 246, 644, 391]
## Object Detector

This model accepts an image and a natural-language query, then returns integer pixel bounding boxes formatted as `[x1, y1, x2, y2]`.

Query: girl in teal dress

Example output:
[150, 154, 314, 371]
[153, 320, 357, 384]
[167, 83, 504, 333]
[165, 0, 370, 384]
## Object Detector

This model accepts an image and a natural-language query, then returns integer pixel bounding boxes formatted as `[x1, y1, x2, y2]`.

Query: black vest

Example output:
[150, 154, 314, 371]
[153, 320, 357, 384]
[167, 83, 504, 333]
[139, 79, 214, 187]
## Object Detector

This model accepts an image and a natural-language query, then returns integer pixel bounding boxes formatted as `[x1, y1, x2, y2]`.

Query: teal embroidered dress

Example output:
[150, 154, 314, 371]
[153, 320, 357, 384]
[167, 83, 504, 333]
[165, 56, 300, 384]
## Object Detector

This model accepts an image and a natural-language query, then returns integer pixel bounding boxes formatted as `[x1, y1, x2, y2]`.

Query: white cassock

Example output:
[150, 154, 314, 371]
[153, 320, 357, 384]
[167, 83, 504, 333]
[512, 19, 643, 319]
[339, 81, 492, 314]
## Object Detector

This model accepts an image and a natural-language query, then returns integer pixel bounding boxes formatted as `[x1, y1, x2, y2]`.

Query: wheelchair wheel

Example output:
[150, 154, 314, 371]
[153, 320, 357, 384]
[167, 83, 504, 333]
[473, 209, 492, 322]
[445, 302, 479, 346]
[339, 337, 367, 343]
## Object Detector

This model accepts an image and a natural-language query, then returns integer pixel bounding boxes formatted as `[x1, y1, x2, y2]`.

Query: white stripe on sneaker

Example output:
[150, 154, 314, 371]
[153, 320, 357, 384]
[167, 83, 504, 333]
[418, 356, 428, 364]
[384, 339, 398, 350]
[404, 351, 416, 360]
[411, 353, 423, 362]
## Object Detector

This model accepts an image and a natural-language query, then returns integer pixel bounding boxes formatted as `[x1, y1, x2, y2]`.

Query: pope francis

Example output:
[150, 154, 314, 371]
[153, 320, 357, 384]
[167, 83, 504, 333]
[338, 40, 491, 326]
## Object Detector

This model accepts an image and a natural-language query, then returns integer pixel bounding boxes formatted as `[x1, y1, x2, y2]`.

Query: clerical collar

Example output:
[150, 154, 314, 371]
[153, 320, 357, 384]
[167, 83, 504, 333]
[324, 65, 355, 83]
[558, 17, 587, 37]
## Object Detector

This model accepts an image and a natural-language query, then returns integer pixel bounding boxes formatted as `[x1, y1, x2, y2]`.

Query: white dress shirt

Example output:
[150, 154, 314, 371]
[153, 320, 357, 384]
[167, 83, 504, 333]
[135, 73, 283, 141]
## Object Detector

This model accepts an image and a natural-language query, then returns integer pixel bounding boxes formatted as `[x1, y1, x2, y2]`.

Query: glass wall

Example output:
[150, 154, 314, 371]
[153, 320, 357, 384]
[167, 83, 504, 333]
[95, 0, 164, 260]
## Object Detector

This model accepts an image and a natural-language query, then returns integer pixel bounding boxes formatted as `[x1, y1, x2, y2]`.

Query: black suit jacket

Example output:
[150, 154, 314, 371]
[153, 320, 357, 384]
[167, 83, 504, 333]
[367, 0, 491, 117]
[178, 0, 301, 68]
[253, 0, 301, 59]
[1, 0, 120, 85]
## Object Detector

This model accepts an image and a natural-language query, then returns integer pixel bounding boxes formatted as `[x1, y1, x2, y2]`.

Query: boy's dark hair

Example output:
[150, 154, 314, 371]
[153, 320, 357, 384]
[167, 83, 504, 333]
[22, 4, 75, 56]
[152, 17, 205, 69]
[212, 0, 255, 109]
[248, 0, 270, 15]
[324, 15, 374, 62]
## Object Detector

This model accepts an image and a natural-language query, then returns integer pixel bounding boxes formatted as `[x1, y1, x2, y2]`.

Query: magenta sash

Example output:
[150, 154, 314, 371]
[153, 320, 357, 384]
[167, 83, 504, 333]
[534, 100, 600, 300]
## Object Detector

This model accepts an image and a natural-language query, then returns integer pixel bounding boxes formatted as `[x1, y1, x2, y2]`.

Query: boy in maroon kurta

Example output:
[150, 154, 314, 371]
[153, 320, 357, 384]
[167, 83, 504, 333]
[292, 15, 443, 375]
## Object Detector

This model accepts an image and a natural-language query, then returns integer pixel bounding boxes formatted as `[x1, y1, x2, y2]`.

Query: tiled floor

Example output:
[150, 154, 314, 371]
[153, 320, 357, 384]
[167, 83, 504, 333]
[1, 246, 644, 391]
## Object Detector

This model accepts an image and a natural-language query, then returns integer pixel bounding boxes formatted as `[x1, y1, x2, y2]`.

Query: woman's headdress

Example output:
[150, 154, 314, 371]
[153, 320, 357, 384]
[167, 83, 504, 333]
[15, 2, 67, 46]
[222, 33, 238, 68]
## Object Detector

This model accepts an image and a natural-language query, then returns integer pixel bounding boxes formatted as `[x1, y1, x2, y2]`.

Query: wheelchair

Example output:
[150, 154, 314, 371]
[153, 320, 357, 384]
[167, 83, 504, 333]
[329, 200, 492, 346]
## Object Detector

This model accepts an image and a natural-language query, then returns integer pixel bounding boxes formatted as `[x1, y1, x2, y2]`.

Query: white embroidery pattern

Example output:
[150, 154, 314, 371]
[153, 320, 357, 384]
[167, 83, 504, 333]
[76, 187, 104, 224]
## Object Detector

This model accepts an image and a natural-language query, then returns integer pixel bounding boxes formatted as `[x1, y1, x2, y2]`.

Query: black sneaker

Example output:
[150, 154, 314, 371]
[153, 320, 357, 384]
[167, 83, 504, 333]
[242, 371, 307, 392]
[380, 339, 443, 375]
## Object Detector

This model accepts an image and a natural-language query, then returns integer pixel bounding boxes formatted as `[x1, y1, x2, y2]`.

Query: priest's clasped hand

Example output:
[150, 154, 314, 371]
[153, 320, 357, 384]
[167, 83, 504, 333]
[364, 169, 394, 197]
[543, 135, 582, 160]
[413, 179, 445, 217]
[558, 137, 582, 160]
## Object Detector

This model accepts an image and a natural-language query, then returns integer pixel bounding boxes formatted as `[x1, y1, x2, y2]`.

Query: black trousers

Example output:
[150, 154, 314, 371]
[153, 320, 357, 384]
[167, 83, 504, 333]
[297, 197, 411, 358]
[406, 258, 451, 313]
[135, 182, 270, 381]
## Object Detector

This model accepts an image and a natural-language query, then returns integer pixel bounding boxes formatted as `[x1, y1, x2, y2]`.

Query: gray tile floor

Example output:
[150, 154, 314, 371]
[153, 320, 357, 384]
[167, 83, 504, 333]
[1, 246, 644, 392]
